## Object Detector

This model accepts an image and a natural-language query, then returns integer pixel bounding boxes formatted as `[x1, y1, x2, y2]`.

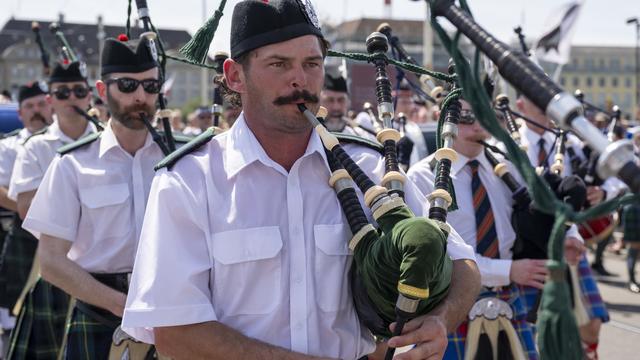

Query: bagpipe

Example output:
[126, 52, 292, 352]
[297, 31, 457, 360]
[31, 22, 51, 76]
[424, 1, 639, 358]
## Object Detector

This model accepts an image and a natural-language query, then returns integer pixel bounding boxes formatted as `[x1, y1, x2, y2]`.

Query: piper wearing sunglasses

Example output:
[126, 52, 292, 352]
[6, 59, 96, 358]
[22, 35, 168, 358]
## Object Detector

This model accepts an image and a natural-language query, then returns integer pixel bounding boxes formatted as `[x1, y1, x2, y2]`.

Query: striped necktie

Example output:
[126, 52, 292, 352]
[468, 160, 500, 259]
[537, 138, 548, 168]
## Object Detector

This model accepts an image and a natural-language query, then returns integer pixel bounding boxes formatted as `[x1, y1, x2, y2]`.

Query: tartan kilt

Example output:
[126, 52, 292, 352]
[519, 256, 609, 324]
[443, 284, 538, 360]
[576, 255, 609, 322]
[622, 204, 640, 243]
[6, 277, 69, 360]
[63, 307, 118, 360]
[0, 223, 38, 309]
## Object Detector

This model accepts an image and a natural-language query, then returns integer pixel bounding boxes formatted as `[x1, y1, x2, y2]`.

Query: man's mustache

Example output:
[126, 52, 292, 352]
[30, 113, 46, 123]
[273, 90, 318, 106]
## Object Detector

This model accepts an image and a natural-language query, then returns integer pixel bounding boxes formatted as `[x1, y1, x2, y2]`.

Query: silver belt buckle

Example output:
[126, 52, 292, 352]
[468, 297, 514, 321]
[112, 326, 137, 346]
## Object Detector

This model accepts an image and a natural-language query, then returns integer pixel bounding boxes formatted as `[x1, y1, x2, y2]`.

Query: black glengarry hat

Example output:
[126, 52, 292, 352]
[230, 0, 324, 59]
[49, 61, 88, 83]
[18, 81, 48, 104]
[324, 74, 348, 93]
[101, 37, 157, 76]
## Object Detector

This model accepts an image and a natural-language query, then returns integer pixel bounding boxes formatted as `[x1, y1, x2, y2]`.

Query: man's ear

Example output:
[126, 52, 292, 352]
[95, 80, 107, 100]
[224, 59, 246, 94]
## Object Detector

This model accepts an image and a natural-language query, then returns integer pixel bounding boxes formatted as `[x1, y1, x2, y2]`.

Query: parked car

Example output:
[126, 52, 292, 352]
[0, 103, 22, 137]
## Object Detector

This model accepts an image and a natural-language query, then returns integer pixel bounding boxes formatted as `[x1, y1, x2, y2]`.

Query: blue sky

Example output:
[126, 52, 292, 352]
[2, 0, 639, 53]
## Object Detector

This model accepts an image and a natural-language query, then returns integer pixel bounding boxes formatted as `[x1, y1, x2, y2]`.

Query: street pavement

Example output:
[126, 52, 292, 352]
[588, 238, 640, 359]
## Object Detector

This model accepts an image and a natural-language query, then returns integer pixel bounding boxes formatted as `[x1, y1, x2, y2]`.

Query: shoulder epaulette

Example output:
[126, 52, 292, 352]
[332, 132, 383, 155]
[1, 128, 21, 139]
[57, 132, 102, 156]
[155, 127, 219, 171]
[22, 126, 48, 145]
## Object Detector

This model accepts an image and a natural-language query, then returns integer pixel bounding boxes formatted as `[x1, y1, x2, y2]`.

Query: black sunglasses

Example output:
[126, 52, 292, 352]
[459, 109, 477, 125]
[105, 77, 161, 94]
[51, 85, 90, 100]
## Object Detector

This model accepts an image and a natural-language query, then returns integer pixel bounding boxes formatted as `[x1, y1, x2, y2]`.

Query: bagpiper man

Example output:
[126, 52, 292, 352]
[320, 73, 376, 140]
[6, 58, 96, 359]
[0, 81, 52, 354]
[408, 99, 586, 359]
[21, 36, 169, 359]
[121, 1, 481, 359]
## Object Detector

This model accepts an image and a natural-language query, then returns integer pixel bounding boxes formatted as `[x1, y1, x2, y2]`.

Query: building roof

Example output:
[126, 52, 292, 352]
[0, 17, 192, 64]
[330, 17, 424, 45]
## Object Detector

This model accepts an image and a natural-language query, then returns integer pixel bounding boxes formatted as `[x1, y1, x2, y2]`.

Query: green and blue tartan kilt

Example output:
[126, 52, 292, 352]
[519, 255, 609, 324]
[6, 277, 69, 360]
[0, 223, 38, 309]
[622, 204, 640, 243]
[62, 306, 118, 360]
[443, 284, 538, 360]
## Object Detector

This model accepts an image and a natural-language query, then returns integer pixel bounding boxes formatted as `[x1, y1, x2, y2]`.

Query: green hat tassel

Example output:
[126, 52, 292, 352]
[179, 0, 228, 64]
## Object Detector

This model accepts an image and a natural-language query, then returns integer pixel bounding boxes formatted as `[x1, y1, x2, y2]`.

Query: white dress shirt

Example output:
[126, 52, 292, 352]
[409, 152, 518, 287]
[8, 119, 94, 200]
[519, 125, 627, 201]
[122, 113, 475, 359]
[22, 121, 163, 273]
[0, 128, 31, 187]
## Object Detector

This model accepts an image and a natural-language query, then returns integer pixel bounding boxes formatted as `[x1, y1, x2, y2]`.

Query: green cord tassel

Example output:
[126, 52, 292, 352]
[179, 0, 227, 64]
[537, 212, 583, 360]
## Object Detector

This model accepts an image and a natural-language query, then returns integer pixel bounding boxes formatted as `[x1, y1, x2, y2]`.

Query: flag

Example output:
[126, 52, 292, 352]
[534, 1, 584, 64]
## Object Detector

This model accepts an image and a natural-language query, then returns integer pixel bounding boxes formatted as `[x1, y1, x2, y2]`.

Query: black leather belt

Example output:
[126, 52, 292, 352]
[75, 272, 130, 328]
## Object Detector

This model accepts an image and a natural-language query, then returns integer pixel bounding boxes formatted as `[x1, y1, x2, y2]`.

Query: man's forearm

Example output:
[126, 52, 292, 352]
[155, 321, 333, 360]
[0, 187, 17, 212]
[16, 190, 36, 220]
[434, 259, 481, 332]
[38, 246, 126, 316]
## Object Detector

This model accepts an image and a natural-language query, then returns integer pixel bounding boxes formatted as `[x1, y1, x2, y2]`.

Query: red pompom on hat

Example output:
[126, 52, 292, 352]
[117, 34, 129, 42]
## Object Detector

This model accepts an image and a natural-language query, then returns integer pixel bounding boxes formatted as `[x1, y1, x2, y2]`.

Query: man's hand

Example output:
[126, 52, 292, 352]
[586, 186, 605, 206]
[510, 259, 548, 289]
[564, 236, 585, 266]
[386, 314, 448, 360]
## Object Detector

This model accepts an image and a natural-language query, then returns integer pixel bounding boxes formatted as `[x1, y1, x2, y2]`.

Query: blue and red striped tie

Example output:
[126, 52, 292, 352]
[468, 160, 500, 259]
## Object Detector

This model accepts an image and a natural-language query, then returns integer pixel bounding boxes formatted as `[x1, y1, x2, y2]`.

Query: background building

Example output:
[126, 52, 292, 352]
[0, 15, 213, 109]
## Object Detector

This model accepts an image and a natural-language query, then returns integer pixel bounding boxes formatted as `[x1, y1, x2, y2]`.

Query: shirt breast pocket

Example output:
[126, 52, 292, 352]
[78, 183, 131, 239]
[314, 224, 353, 312]
[210, 226, 283, 317]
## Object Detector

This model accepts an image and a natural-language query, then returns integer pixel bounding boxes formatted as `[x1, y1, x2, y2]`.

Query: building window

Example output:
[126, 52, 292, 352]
[610, 58, 620, 70]
[599, 77, 605, 87]
[560, 77, 566, 86]
[612, 77, 618, 87]
[586, 77, 593, 87]
[573, 77, 579, 87]
[626, 77, 633, 88]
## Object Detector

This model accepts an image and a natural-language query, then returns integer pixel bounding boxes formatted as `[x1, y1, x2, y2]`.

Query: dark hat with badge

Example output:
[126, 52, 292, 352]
[100, 36, 157, 76]
[324, 74, 348, 93]
[230, 0, 324, 59]
[18, 81, 48, 104]
[49, 60, 88, 83]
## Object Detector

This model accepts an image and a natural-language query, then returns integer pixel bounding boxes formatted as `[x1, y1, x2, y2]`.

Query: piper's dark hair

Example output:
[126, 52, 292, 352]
[217, 37, 330, 108]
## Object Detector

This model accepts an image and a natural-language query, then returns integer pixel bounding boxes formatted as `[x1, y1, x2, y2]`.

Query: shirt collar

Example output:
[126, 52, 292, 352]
[452, 151, 492, 176]
[225, 113, 329, 179]
[99, 120, 154, 158]
[522, 124, 554, 147]
[45, 117, 95, 144]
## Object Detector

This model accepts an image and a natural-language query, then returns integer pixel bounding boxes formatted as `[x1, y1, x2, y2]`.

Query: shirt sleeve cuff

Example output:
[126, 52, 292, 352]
[122, 304, 217, 343]
[9, 178, 41, 200]
[22, 217, 76, 241]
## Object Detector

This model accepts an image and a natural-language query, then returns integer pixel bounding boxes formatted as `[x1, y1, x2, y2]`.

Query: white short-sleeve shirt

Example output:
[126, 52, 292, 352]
[409, 152, 520, 287]
[123, 114, 475, 359]
[8, 119, 94, 200]
[22, 121, 163, 273]
[0, 128, 31, 188]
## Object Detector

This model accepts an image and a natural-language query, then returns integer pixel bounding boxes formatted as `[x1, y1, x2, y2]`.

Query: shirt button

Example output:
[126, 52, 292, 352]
[295, 323, 303, 330]
[294, 276, 302, 284]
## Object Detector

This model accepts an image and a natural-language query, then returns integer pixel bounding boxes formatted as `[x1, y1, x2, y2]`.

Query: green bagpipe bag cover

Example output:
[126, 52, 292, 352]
[351, 203, 452, 337]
